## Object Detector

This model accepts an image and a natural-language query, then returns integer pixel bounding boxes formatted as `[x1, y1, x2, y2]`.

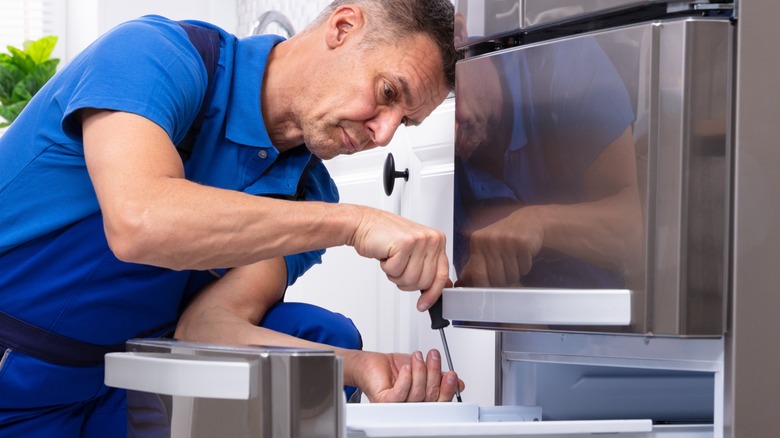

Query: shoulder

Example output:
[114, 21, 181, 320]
[101, 15, 188, 47]
[62, 15, 214, 141]
[76, 15, 201, 82]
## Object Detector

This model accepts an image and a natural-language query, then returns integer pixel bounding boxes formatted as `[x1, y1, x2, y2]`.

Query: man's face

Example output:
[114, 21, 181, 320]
[455, 57, 502, 161]
[298, 33, 449, 160]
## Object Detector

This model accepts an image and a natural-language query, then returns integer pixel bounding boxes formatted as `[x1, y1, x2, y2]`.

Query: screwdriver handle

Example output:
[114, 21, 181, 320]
[427, 294, 450, 330]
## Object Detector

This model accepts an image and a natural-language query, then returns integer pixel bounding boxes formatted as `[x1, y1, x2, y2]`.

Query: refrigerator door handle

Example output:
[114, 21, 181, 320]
[443, 287, 632, 326]
[105, 352, 259, 400]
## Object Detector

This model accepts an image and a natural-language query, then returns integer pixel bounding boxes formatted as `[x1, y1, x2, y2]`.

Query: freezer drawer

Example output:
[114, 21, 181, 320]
[104, 339, 344, 438]
[345, 403, 712, 437]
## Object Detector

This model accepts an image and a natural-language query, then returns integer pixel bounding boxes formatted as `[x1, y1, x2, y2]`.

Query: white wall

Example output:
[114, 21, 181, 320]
[237, 0, 330, 37]
[64, 0, 238, 63]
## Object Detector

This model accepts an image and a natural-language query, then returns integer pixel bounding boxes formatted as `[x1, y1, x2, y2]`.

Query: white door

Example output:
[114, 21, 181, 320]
[284, 145, 403, 355]
[393, 98, 497, 407]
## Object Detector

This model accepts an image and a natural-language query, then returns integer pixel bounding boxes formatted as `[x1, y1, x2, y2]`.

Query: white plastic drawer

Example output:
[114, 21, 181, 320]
[345, 403, 712, 437]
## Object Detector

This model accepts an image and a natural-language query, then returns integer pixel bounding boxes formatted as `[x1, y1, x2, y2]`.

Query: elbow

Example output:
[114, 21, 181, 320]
[103, 208, 158, 265]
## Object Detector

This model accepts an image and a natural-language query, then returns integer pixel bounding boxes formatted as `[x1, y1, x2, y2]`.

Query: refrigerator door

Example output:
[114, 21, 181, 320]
[452, 17, 731, 336]
[104, 339, 344, 438]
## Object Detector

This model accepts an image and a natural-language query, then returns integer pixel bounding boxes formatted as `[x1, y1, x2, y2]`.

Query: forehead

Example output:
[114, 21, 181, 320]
[373, 34, 449, 118]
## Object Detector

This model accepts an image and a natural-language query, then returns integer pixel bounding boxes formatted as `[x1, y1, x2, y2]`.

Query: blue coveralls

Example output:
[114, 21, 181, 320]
[0, 15, 360, 437]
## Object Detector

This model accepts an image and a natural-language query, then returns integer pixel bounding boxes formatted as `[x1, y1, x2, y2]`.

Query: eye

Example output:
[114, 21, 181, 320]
[383, 83, 396, 101]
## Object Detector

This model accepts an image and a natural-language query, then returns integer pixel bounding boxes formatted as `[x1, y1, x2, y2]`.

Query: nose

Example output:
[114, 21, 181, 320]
[365, 109, 403, 147]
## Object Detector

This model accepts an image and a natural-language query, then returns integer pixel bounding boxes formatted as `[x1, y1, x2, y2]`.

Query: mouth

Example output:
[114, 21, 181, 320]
[342, 128, 358, 153]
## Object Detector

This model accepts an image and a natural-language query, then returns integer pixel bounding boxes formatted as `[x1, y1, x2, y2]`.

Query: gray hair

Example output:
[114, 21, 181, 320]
[307, 0, 456, 90]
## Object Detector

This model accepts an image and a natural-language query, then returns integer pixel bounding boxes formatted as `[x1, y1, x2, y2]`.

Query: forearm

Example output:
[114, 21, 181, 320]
[83, 110, 449, 302]
[175, 300, 366, 387]
[175, 261, 460, 401]
[105, 177, 361, 270]
[531, 186, 643, 272]
[83, 109, 360, 270]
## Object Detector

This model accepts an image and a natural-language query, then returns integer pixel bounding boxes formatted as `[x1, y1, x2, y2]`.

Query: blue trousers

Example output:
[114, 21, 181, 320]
[0, 302, 361, 438]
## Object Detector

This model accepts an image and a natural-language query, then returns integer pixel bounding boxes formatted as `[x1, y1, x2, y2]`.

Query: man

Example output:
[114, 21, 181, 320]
[0, 0, 462, 435]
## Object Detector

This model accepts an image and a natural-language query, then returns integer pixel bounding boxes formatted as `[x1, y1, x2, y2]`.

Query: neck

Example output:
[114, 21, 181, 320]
[261, 33, 311, 153]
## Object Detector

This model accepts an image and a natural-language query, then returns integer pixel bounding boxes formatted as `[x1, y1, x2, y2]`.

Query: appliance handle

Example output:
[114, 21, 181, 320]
[104, 352, 258, 400]
[443, 287, 632, 326]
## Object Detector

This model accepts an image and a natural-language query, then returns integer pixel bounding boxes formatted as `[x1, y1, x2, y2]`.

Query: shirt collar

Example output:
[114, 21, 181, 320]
[225, 34, 285, 148]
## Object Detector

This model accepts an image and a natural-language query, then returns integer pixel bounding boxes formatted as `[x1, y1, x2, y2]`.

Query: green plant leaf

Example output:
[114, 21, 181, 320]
[10, 59, 59, 102]
[6, 46, 35, 74]
[0, 62, 25, 105]
[0, 99, 28, 126]
[24, 36, 58, 64]
[0, 35, 59, 127]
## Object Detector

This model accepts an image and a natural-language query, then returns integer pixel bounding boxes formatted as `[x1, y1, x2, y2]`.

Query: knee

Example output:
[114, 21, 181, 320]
[260, 302, 363, 351]
[316, 310, 362, 350]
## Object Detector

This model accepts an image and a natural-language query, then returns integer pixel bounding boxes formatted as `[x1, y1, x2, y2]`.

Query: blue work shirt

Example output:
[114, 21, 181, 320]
[0, 15, 338, 345]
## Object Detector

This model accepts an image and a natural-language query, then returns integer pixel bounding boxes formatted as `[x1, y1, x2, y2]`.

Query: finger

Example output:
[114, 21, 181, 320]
[388, 232, 442, 289]
[486, 253, 508, 287]
[437, 371, 460, 402]
[424, 349, 443, 402]
[414, 230, 447, 289]
[418, 251, 449, 312]
[379, 248, 413, 283]
[467, 253, 491, 287]
[503, 253, 522, 287]
[385, 364, 412, 402]
[517, 248, 534, 276]
[407, 351, 427, 402]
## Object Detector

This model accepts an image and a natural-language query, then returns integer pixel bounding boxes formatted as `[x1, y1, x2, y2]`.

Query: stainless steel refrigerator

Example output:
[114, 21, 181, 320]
[441, 0, 780, 436]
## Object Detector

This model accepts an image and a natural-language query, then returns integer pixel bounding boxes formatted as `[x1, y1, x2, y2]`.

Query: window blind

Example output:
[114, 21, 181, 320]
[0, 0, 63, 52]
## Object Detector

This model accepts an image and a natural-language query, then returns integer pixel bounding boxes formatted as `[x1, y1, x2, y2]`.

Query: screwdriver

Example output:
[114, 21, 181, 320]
[426, 293, 462, 402]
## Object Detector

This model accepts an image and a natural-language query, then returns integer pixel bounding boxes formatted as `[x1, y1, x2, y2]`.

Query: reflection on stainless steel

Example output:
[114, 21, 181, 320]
[454, 31, 643, 291]
[453, 18, 731, 336]
[523, 0, 648, 28]
[455, 0, 675, 42]
[251, 11, 296, 37]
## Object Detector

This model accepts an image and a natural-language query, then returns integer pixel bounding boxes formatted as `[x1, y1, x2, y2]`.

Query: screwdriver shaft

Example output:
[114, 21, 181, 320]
[438, 328, 462, 402]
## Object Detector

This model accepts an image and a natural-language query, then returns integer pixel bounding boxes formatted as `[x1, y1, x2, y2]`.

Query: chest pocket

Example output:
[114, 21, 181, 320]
[243, 147, 319, 201]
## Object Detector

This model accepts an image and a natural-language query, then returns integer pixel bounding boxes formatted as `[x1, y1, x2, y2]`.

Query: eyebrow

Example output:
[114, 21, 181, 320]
[397, 77, 422, 127]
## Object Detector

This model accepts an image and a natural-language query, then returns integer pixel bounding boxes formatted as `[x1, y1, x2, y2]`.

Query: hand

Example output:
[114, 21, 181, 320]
[458, 207, 544, 287]
[350, 208, 449, 311]
[349, 349, 464, 403]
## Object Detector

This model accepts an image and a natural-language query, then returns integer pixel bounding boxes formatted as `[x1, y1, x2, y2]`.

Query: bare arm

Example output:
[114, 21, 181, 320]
[174, 258, 463, 402]
[81, 109, 447, 310]
[538, 126, 643, 269]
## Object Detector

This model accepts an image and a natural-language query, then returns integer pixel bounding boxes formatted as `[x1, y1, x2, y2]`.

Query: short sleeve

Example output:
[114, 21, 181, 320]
[60, 15, 207, 144]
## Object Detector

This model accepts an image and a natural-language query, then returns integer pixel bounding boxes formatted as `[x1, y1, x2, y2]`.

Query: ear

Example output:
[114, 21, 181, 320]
[324, 5, 365, 49]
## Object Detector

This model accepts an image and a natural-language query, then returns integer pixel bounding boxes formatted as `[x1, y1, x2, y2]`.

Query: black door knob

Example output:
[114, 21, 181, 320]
[383, 153, 409, 196]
